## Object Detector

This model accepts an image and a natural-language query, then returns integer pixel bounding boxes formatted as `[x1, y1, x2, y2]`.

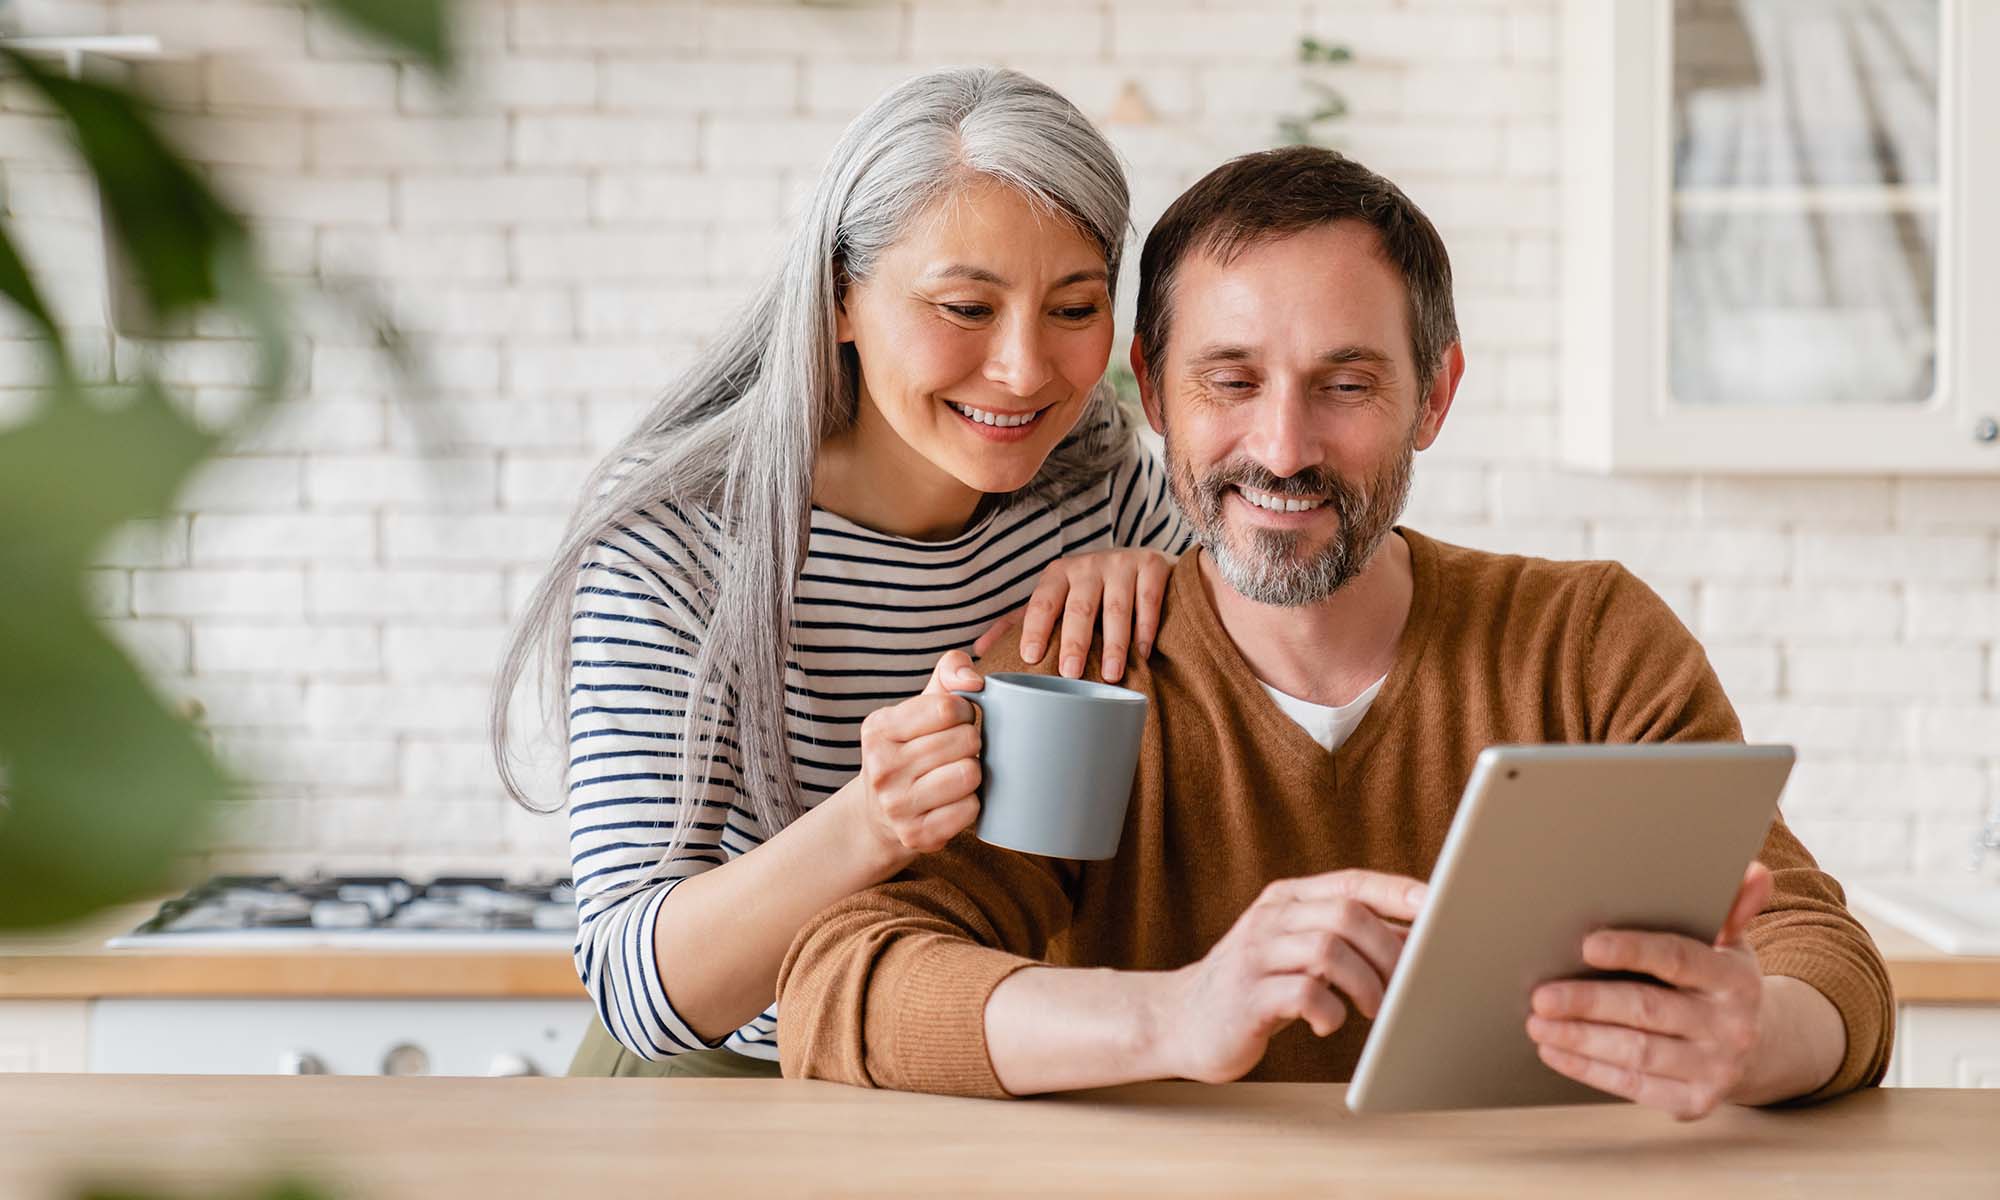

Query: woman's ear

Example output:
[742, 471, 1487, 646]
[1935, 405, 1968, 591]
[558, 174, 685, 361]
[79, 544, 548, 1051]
[833, 269, 855, 343]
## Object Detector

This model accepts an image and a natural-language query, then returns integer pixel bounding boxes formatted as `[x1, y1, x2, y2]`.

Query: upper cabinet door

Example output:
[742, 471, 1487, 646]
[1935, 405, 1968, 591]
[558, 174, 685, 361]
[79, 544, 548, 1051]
[1560, 0, 2000, 473]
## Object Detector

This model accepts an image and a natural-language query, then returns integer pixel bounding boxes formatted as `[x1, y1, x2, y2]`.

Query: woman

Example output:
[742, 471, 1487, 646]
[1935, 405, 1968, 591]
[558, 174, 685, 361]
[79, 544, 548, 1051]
[492, 67, 1188, 1078]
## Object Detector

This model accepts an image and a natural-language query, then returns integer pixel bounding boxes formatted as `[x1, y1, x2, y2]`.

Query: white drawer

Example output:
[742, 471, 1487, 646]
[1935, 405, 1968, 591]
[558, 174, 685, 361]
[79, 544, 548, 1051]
[1889, 1004, 2000, 1088]
[0, 1001, 89, 1073]
[89, 998, 596, 1077]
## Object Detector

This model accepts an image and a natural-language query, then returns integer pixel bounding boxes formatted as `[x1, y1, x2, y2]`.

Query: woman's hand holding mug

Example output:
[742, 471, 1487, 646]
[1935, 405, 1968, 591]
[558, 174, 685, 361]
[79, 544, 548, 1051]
[850, 650, 986, 867]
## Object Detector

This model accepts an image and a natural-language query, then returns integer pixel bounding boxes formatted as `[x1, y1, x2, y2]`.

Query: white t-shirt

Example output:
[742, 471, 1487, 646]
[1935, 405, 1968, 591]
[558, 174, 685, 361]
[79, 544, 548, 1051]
[1258, 674, 1389, 752]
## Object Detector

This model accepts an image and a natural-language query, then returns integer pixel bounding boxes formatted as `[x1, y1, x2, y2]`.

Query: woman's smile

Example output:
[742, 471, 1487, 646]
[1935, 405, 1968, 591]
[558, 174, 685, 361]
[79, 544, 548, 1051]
[946, 397, 1058, 442]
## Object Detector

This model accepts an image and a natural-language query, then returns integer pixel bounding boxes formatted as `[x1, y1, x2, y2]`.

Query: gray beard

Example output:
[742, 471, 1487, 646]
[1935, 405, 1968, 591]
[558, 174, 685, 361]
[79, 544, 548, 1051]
[1167, 434, 1416, 608]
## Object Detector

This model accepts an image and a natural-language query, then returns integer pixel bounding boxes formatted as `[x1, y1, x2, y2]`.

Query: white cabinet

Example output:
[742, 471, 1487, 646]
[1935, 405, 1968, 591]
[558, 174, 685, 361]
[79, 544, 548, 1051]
[0, 1001, 89, 1073]
[88, 997, 596, 1076]
[1890, 1004, 2000, 1088]
[1560, 0, 2000, 473]
[4, 997, 598, 1076]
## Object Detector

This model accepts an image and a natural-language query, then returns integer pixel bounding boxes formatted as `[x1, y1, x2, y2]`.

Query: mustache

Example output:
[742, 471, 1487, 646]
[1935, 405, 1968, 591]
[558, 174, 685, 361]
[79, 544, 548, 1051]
[1195, 461, 1344, 506]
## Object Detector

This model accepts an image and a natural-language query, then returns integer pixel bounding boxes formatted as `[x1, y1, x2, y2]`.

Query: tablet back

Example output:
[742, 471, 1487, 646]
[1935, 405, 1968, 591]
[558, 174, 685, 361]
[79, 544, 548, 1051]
[1345, 742, 1794, 1114]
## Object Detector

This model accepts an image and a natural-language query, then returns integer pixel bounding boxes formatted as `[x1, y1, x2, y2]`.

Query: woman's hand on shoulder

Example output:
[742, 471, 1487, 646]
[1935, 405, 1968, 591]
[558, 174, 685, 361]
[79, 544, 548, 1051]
[973, 549, 1176, 683]
[848, 651, 987, 872]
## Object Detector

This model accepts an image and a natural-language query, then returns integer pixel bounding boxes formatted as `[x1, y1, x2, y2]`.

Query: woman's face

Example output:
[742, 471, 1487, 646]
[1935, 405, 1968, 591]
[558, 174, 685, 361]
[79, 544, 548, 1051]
[836, 179, 1116, 496]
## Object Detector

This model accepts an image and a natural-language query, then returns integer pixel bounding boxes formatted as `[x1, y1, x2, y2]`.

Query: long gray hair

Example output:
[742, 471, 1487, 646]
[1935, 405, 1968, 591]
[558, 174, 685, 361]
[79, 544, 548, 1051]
[491, 68, 1136, 883]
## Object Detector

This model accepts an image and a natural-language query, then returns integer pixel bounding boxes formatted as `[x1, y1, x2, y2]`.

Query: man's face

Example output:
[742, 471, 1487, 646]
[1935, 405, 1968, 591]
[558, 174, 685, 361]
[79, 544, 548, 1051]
[1135, 220, 1461, 607]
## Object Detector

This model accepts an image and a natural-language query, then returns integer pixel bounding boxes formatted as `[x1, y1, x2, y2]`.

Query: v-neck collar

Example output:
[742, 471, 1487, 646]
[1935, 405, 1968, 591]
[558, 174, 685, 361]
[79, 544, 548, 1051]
[1167, 527, 1443, 771]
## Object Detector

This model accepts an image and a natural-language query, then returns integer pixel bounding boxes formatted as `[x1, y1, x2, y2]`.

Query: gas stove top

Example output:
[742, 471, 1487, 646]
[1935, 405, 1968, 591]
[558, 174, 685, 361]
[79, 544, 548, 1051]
[106, 874, 578, 950]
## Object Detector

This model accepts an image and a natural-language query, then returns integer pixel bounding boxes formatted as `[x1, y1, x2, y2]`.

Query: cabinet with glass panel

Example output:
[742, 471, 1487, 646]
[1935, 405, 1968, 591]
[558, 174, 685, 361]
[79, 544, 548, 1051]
[1559, 0, 1999, 472]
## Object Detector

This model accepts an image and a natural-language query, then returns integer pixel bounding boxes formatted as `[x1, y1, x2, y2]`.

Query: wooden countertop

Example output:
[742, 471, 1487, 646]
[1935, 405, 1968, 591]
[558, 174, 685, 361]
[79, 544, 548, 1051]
[0, 899, 1994, 1004]
[1854, 909, 2000, 1003]
[0, 901, 584, 1000]
[0, 1076, 1995, 1198]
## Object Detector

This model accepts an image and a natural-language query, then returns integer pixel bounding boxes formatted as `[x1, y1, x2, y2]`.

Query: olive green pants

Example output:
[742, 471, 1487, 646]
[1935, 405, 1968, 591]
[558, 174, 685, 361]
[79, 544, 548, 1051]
[566, 1018, 784, 1079]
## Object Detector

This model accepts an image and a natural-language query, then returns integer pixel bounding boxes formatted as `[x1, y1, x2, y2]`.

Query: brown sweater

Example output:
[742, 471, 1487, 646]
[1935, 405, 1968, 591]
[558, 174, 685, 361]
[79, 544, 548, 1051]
[776, 529, 1894, 1101]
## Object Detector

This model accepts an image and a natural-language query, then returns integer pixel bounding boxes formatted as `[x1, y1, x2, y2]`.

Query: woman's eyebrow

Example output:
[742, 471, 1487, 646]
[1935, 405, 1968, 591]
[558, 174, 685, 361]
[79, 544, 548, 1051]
[922, 265, 1109, 288]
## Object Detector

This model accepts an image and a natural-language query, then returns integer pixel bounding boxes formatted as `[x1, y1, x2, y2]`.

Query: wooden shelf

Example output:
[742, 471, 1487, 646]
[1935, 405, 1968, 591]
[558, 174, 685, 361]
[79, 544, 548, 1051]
[0, 35, 171, 64]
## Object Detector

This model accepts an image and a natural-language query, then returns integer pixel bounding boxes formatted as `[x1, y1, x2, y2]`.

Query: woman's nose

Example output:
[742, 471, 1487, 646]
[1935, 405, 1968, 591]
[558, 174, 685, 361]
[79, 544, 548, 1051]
[983, 313, 1055, 398]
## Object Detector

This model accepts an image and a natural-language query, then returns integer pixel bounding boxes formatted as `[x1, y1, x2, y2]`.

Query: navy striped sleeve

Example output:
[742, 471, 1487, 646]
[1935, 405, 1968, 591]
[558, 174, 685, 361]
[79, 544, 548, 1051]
[1109, 438, 1193, 554]
[567, 504, 760, 1060]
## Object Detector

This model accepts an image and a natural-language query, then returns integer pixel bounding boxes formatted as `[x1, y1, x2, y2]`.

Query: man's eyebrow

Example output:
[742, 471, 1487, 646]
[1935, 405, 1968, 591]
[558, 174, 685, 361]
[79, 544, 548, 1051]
[923, 265, 1109, 289]
[1319, 346, 1394, 367]
[1188, 344, 1257, 366]
[1186, 344, 1396, 369]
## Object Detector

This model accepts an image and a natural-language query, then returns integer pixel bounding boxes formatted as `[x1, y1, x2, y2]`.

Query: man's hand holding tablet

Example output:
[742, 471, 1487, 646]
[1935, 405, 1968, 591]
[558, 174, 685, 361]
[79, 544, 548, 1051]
[1525, 860, 1773, 1120]
[1523, 859, 1846, 1120]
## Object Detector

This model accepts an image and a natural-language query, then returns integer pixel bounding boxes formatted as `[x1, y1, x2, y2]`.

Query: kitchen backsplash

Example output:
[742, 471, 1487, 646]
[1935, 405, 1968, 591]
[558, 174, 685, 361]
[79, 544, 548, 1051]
[0, 0, 1994, 883]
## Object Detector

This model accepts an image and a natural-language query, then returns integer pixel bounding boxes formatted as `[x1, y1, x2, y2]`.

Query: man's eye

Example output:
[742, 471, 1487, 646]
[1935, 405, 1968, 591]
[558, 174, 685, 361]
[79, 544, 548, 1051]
[942, 304, 991, 319]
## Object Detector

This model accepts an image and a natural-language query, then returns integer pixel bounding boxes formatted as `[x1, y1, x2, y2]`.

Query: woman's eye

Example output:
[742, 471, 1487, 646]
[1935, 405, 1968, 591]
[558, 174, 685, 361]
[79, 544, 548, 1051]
[1054, 305, 1100, 321]
[942, 303, 992, 320]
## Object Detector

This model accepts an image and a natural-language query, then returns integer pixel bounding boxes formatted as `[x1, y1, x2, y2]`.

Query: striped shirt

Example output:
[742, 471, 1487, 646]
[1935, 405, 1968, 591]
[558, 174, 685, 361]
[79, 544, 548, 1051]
[567, 438, 1191, 1061]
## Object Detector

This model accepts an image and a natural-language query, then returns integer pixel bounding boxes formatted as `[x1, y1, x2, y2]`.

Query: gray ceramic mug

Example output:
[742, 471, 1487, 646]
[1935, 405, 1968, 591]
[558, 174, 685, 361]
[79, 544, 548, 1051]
[951, 672, 1148, 860]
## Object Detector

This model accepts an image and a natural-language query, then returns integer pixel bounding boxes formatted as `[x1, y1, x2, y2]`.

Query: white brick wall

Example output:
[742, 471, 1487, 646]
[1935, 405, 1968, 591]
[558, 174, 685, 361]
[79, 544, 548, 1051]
[3, 0, 1994, 883]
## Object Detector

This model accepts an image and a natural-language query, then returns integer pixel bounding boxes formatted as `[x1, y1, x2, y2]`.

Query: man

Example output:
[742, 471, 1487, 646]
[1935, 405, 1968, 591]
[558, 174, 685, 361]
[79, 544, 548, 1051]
[775, 147, 1892, 1119]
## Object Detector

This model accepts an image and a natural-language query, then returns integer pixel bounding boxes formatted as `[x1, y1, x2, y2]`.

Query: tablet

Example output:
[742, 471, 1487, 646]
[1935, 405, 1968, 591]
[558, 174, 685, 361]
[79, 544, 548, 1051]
[1345, 742, 1794, 1114]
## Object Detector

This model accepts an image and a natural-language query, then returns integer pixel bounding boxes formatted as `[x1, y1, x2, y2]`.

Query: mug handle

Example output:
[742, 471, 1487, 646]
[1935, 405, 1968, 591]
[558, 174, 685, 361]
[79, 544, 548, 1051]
[948, 688, 985, 731]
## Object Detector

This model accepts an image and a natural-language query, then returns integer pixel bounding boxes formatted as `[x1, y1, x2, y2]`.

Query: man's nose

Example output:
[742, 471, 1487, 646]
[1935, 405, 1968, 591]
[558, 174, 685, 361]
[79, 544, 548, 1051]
[983, 312, 1055, 398]
[1241, 387, 1319, 481]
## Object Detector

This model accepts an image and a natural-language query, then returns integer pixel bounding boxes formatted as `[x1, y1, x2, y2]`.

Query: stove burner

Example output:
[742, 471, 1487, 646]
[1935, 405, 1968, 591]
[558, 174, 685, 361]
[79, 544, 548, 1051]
[125, 874, 577, 940]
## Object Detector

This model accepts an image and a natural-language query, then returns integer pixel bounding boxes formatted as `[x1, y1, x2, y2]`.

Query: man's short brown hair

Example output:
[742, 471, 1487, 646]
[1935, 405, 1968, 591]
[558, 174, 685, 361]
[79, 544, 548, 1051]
[1134, 145, 1459, 390]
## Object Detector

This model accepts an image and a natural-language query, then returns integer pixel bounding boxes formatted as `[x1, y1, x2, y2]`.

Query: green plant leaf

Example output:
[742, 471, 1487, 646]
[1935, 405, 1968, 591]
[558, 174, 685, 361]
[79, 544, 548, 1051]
[75, 1173, 340, 1200]
[252, 1180, 339, 1200]
[1276, 38, 1353, 147]
[0, 48, 247, 324]
[1300, 36, 1353, 64]
[0, 375, 229, 930]
[317, 0, 454, 73]
[210, 231, 296, 419]
[0, 218, 67, 355]
[0, 0, 447, 940]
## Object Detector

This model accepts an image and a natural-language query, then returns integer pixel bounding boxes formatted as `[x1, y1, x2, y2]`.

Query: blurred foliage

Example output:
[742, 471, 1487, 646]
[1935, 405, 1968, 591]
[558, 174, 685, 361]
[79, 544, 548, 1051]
[1275, 36, 1354, 147]
[79, 1178, 336, 1200]
[0, 0, 453, 932]
[318, 0, 453, 73]
[1106, 360, 1142, 411]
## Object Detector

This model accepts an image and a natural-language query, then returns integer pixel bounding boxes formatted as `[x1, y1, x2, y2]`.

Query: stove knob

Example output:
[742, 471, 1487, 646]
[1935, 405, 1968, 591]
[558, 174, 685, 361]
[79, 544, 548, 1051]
[487, 1052, 540, 1077]
[381, 1042, 431, 1076]
[279, 1050, 328, 1075]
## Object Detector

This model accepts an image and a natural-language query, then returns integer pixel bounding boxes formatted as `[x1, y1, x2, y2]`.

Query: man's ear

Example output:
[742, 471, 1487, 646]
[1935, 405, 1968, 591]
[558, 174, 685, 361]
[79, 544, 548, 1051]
[1129, 339, 1165, 436]
[1412, 342, 1464, 452]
